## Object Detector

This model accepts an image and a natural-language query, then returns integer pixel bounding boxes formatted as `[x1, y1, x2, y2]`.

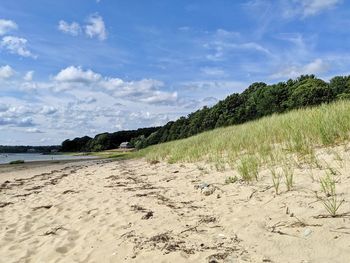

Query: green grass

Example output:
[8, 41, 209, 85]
[9, 160, 25, 164]
[137, 100, 350, 169]
[88, 151, 135, 160]
[318, 172, 344, 217]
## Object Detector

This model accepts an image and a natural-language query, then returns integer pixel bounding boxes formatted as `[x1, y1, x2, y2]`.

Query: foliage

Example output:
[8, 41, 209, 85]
[319, 173, 344, 217]
[225, 176, 238, 184]
[0, 145, 60, 153]
[237, 155, 259, 182]
[9, 160, 25, 164]
[60, 127, 159, 152]
[283, 164, 294, 191]
[270, 167, 282, 195]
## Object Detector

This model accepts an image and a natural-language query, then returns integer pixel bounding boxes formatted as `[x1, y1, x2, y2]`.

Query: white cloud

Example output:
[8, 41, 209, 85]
[0, 19, 17, 35]
[58, 20, 81, 36]
[0, 65, 15, 79]
[200, 67, 226, 76]
[298, 0, 340, 16]
[0, 116, 35, 127]
[1, 36, 35, 58]
[23, 71, 34, 81]
[40, 106, 58, 115]
[270, 58, 329, 79]
[283, 0, 341, 18]
[54, 66, 101, 83]
[0, 104, 9, 112]
[25, 128, 43, 133]
[204, 29, 270, 61]
[85, 14, 107, 40]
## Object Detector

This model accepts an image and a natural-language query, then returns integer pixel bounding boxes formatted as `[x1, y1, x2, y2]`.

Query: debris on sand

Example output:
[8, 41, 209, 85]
[202, 186, 216, 196]
[32, 205, 53, 211]
[0, 202, 13, 208]
[195, 182, 216, 196]
[142, 211, 154, 220]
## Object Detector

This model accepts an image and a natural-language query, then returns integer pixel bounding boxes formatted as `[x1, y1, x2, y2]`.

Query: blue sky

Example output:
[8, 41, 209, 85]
[0, 0, 349, 145]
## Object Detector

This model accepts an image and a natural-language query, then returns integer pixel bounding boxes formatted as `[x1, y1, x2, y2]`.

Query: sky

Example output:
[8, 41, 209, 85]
[0, 0, 350, 145]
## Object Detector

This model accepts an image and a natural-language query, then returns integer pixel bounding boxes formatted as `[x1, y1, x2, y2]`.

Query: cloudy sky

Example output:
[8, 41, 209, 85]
[0, 0, 349, 145]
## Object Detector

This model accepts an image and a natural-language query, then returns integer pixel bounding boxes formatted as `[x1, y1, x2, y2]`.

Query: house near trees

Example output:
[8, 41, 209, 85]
[119, 142, 132, 149]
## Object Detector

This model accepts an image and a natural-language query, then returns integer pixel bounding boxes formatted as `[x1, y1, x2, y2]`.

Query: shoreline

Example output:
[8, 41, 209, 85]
[0, 157, 103, 183]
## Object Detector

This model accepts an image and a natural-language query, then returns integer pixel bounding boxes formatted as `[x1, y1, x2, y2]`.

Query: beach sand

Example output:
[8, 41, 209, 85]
[1, 156, 350, 262]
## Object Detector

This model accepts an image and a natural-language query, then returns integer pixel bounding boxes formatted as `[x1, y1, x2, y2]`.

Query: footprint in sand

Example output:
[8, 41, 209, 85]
[56, 246, 68, 254]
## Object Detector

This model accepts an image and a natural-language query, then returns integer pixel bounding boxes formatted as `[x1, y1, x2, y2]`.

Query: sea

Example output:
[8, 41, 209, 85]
[0, 153, 94, 164]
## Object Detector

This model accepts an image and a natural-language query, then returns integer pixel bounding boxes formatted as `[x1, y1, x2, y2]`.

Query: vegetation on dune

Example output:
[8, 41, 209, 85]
[9, 160, 25, 164]
[137, 100, 350, 168]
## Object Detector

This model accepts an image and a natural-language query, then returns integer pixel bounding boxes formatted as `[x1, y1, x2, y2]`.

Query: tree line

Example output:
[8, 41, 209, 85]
[61, 75, 350, 152]
[0, 145, 60, 153]
[60, 127, 159, 152]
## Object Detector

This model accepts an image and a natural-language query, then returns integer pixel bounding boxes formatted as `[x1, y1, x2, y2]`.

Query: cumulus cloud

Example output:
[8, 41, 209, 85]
[52, 66, 178, 105]
[1, 36, 35, 58]
[54, 66, 101, 83]
[40, 106, 58, 115]
[270, 58, 329, 79]
[0, 19, 17, 35]
[0, 116, 35, 127]
[0, 65, 15, 79]
[85, 14, 107, 40]
[23, 71, 34, 81]
[58, 20, 81, 36]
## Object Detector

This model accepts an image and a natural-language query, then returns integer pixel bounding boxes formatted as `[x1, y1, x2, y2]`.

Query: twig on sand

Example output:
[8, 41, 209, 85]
[330, 229, 350, 235]
[313, 212, 350, 219]
[62, 189, 79, 194]
[0, 202, 13, 208]
[32, 205, 53, 211]
[41, 226, 64, 236]
[179, 225, 199, 234]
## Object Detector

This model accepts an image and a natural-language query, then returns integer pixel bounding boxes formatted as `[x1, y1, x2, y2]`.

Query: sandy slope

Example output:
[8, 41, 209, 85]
[0, 156, 350, 263]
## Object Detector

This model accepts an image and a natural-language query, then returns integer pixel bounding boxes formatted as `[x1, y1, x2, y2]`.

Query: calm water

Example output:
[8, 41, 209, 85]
[0, 153, 94, 164]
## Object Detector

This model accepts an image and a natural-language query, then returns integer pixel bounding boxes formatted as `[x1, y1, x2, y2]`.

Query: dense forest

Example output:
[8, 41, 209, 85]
[0, 145, 60, 153]
[61, 75, 350, 152]
[60, 127, 159, 152]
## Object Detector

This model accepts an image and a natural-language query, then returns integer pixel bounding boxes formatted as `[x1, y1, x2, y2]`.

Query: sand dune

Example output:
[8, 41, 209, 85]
[1, 157, 350, 262]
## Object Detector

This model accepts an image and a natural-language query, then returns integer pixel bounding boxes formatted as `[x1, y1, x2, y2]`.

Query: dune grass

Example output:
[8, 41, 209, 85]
[9, 160, 25, 165]
[137, 100, 350, 170]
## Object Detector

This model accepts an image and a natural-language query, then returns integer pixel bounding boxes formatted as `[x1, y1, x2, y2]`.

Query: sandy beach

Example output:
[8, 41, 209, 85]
[1, 157, 350, 263]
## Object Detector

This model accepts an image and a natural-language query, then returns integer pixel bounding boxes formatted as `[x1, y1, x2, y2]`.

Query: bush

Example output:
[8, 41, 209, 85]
[9, 160, 25, 164]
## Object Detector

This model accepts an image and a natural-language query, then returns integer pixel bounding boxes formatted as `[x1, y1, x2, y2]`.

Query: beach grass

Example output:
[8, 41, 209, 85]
[137, 100, 350, 169]
[9, 160, 25, 165]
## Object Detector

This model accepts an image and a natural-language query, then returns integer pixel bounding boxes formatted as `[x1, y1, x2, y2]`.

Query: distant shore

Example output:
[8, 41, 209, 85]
[0, 157, 102, 183]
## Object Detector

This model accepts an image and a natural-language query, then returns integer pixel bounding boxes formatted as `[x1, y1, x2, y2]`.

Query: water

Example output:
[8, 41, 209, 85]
[0, 153, 94, 164]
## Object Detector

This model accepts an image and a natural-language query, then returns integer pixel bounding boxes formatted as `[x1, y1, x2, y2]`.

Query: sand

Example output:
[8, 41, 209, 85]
[1, 154, 350, 263]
